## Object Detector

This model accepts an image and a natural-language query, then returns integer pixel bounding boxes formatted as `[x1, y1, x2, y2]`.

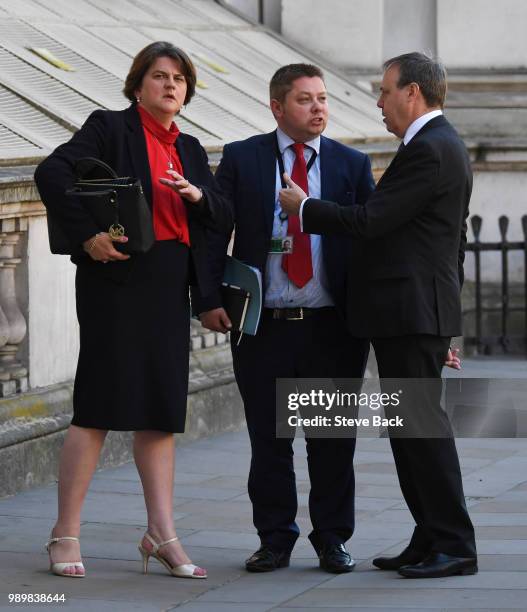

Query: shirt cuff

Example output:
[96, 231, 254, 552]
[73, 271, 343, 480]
[299, 197, 309, 232]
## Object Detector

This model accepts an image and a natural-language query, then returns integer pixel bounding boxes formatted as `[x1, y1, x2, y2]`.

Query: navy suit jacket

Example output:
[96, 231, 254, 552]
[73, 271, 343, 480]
[192, 130, 375, 317]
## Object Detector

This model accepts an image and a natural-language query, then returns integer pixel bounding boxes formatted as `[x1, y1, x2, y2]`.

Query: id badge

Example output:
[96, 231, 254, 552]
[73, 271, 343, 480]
[269, 235, 294, 254]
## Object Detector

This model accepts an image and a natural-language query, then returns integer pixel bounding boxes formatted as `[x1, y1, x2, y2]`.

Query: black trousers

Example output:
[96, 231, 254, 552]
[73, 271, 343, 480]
[372, 334, 477, 558]
[232, 308, 369, 554]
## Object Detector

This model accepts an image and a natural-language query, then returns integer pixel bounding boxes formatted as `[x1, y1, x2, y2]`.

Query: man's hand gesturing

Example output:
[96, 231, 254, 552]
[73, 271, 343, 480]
[278, 173, 307, 216]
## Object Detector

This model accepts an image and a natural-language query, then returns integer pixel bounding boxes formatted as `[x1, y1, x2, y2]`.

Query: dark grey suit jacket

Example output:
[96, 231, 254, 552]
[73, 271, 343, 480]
[303, 115, 471, 338]
[34, 105, 232, 294]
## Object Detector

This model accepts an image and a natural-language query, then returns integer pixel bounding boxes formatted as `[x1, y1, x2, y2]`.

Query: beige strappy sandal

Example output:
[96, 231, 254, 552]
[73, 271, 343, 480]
[46, 536, 85, 578]
[138, 532, 207, 579]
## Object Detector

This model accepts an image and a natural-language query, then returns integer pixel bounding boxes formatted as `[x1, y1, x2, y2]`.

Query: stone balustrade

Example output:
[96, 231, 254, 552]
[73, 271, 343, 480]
[0, 219, 28, 395]
[0, 174, 32, 397]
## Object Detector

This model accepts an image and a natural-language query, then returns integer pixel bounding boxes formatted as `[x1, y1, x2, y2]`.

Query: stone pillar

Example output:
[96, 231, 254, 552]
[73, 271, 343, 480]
[0, 218, 28, 396]
[0, 278, 11, 389]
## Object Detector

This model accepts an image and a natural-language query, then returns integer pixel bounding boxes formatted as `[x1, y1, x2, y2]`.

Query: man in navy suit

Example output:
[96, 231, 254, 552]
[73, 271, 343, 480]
[193, 64, 374, 573]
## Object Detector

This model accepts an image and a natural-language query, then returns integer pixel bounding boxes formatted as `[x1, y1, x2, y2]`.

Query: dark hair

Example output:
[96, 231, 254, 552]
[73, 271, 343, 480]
[269, 63, 325, 102]
[383, 52, 447, 108]
[123, 41, 196, 106]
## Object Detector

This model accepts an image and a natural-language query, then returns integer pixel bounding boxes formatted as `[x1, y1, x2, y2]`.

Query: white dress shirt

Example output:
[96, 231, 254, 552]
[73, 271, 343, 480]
[264, 128, 334, 308]
[403, 109, 443, 145]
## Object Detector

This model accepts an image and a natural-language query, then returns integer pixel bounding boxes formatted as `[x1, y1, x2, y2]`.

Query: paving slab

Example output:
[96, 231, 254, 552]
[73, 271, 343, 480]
[188, 572, 333, 605]
[353, 521, 415, 540]
[354, 461, 397, 474]
[199, 475, 248, 489]
[474, 525, 527, 539]
[354, 484, 406, 499]
[326, 569, 527, 589]
[281, 587, 527, 609]
[175, 604, 272, 612]
[470, 500, 527, 513]
[272, 609, 445, 612]
[354, 497, 403, 513]
[470, 513, 527, 526]
[472, 540, 527, 555]
[475, 554, 527, 571]
[499, 490, 527, 500]
[273, 608, 525, 612]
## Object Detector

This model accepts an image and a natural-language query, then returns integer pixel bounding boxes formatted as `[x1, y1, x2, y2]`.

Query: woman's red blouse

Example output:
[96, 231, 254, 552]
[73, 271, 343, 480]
[138, 105, 190, 246]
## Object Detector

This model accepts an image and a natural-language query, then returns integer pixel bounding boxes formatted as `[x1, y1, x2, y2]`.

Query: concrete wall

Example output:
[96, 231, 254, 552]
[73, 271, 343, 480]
[281, 0, 383, 70]
[27, 216, 78, 389]
[263, 0, 282, 32]
[383, 0, 436, 59]
[224, 0, 259, 21]
[437, 0, 527, 69]
[279, 0, 527, 70]
[223, 0, 281, 30]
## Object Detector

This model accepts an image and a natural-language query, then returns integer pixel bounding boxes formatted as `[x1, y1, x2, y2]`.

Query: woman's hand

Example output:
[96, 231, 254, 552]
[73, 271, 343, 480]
[83, 232, 130, 263]
[159, 170, 203, 203]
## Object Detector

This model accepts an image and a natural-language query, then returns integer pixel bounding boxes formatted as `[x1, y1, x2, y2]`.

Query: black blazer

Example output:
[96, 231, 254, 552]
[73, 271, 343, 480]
[34, 105, 232, 294]
[303, 115, 471, 338]
[192, 130, 375, 317]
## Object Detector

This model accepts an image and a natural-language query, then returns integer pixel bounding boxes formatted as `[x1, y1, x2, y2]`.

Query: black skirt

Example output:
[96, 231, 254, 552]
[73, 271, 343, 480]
[72, 240, 190, 432]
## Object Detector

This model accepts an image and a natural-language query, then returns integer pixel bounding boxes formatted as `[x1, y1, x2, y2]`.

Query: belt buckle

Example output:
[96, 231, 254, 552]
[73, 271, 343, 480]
[287, 307, 304, 321]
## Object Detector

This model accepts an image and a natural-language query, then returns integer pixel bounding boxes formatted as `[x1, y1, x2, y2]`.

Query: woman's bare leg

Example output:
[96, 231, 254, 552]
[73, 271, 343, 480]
[50, 425, 107, 575]
[134, 430, 205, 574]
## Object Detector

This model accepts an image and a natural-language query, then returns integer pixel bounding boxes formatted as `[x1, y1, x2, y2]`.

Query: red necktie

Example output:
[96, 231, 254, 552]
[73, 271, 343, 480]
[281, 143, 313, 288]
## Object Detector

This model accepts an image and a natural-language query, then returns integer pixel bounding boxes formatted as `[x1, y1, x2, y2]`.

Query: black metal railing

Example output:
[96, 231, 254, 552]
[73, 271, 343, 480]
[464, 214, 527, 354]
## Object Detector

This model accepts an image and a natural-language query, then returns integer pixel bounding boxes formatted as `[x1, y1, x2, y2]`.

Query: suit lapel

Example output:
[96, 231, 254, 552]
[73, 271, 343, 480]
[318, 136, 337, 266]
[124, 105, 152, 208]
[257, 132, 278, 237]
[175, 133, 192, 181]
[378, 115, 448, 187]
[376, 152, 399, 187]
[376, 139, 409, 187]
[413, 114, 447, 138]
[319, 136, 338, 201]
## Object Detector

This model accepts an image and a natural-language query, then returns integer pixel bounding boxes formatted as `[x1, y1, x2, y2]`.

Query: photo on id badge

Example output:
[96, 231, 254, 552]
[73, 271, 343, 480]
[270, 236, 294, 254]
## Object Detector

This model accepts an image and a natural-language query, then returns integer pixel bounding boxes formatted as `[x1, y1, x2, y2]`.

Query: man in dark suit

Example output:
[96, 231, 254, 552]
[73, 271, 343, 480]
[194, 64, 374, 573]
[279, 52, 477, 579]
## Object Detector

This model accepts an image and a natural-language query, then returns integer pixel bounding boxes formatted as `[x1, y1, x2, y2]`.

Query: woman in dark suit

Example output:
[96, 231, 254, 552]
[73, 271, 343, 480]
[34, 42, 231, 580]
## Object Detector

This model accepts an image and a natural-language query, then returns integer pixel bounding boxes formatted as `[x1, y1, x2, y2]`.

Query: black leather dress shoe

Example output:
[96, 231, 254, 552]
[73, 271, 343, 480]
[319, 544, 356, 573]
[245, 546, 291, 572]
[372, 546, 427, 570]
[398, 552, 478, 578]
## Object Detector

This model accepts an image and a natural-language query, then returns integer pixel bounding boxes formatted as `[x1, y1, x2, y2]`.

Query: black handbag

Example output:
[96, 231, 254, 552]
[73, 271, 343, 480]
[48, 157, 155, 255]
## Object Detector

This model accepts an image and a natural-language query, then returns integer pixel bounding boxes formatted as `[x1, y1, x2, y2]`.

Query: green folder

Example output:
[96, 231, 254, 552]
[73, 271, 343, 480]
[223, 256, 262, 336]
